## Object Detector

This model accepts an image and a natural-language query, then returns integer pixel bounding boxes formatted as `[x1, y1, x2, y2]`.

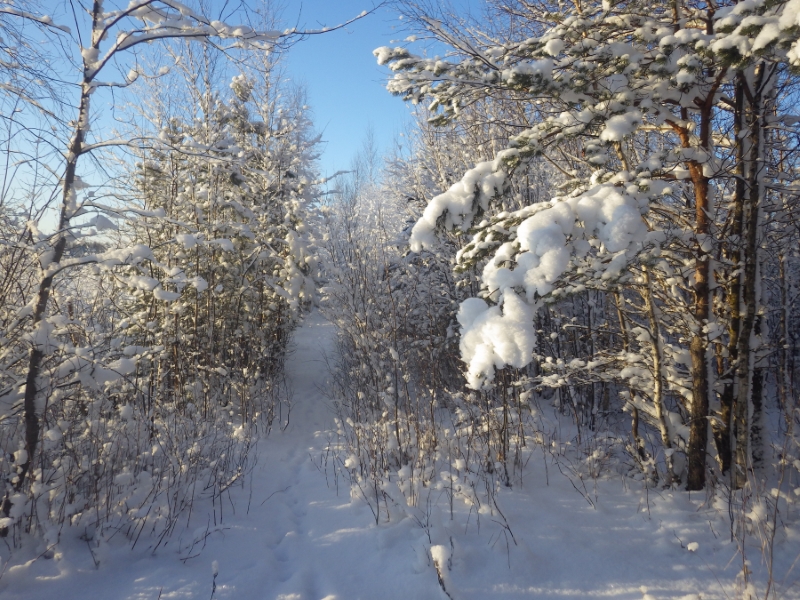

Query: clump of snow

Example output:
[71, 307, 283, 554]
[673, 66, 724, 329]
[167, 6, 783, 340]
[176, 233, 197, 249]
[599, 111, 643, 142]
[456, 183, 646, 387]
[153, 287, 180, 301]
[373, 46, 403, 65]
[409, 149, 517, 252]
[430, 544, 450, 566]
[118, 404, 133, 421]
[543, 38, 565, 56]
[458, 294, 536, 388]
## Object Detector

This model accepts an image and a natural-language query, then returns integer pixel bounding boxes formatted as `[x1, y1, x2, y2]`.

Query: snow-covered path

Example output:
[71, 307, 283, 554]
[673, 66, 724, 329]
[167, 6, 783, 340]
[3, 311, 799, 599]
[196, 310, 443, 600]
[1, 311, 444, 600]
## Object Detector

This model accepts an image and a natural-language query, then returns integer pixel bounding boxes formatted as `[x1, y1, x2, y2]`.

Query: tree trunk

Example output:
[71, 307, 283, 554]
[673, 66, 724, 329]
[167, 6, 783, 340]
[716, 72, 746, 476]
[644, 268, 676, 484]
[15, 7, 97, 491]
[614, 293, 649, 463]
[687, 148, 712, 491]
[733, 62, 767, 488]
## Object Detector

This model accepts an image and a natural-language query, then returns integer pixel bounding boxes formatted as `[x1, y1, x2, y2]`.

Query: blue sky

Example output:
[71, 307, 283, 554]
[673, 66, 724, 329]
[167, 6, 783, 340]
[282, 2, 413, 177]
[9, 1, 416, 230]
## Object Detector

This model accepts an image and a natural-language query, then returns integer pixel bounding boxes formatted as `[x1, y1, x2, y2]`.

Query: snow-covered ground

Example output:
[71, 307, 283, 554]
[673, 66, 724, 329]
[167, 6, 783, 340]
[2, 311, 798, 599]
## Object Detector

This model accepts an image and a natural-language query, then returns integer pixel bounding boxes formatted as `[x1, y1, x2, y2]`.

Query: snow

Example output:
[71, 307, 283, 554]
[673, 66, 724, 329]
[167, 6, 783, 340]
[543, 39, 565, 56]
[84, 214, 117, 231]
[409, 149, 517, 252]
[455, 182, 648, 387]
[458, 294, 537, 388]
[152, 286, 180, 301]
[429, 544, 450, 566]
[2, 312, 798, 599]
[118, 404, 133, 421]
[599, 111, 643, 142]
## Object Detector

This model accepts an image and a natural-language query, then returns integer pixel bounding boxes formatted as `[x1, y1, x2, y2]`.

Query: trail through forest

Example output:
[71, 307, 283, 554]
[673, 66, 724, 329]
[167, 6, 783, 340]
[2, 311, 798, 599]
[1, 311, 448, 599]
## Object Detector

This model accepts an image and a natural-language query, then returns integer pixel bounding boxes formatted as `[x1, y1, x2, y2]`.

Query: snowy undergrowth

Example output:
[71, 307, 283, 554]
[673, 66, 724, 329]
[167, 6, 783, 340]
[2, 312, 799, 599]
[317, 205, 800, 597]
[317, 237, 800, 598]
[317, 158, 800, 598]
[320, 386, 800, 599]
[0, 378, 290, 571]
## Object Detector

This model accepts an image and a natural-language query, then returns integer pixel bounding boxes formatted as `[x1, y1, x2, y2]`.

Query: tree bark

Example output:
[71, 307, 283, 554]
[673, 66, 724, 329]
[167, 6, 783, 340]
[734, 62, 767, 487]
[14, 2, 99, 492]
[715, 72, 746, 476]
[687, 139, 712, 492]
[644, 268, 676, 484]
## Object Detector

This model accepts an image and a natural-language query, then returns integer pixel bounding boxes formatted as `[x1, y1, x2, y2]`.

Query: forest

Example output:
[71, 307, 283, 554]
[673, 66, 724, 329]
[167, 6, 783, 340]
[1, 0, 800, 598]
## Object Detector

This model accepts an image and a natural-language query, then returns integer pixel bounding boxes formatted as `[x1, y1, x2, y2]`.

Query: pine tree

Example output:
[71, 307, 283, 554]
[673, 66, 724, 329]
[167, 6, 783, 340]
[377, 0, 800, 488]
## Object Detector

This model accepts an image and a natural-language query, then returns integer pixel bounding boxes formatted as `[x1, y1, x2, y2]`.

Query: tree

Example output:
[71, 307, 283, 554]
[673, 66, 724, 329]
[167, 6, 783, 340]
[0, 0, 365, 541]
[377, 0, 800, 489]
[126, 60, 317, 426]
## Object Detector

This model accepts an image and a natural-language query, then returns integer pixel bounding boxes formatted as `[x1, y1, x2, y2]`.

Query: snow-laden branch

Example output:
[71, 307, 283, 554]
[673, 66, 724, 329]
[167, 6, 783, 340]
[0, 6, 71, 33]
